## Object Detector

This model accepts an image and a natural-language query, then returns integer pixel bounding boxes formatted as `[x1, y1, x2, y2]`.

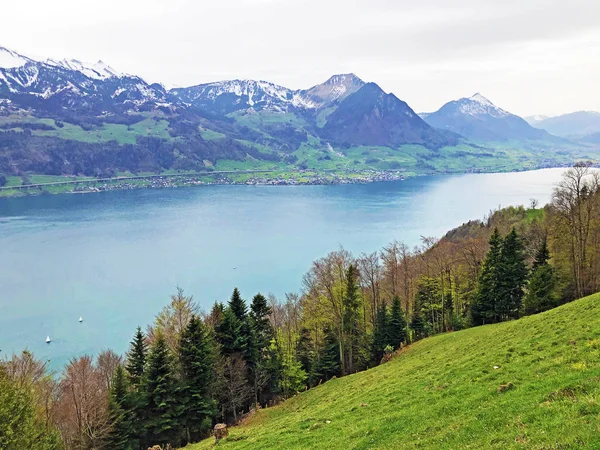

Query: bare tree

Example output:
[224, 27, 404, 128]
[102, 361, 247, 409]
[552, 162, 600, 297]
[54, 356, 112, 450]
[217, 354, 250, 423]
[96, 350, 123, 391]
[358, 251, 381, 327]
[302, 248, 353, 375]
[147, 286, 200, 353]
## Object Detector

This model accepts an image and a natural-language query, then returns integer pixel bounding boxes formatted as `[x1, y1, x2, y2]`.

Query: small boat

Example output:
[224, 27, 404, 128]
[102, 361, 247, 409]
[45, 336, 51, 343]
[79, 316, 83, 323]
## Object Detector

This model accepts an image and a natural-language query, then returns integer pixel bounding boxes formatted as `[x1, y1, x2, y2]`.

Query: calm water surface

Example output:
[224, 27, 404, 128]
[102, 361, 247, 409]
[0, 168, 567, 368]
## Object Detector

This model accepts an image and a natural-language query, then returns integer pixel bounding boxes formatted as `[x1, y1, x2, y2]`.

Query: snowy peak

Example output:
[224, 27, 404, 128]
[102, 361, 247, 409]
[469, 93, 493, 106]
[170, 78, 305, 113]
[457, 93, 509, 118]
[0, 45, 124, 80]
[0, 46, 32, 69]
[170, 73, 367, 113]
[301, 73, 365, 107]
[44, 58, 123, 80]
[422, 93, 552, 142]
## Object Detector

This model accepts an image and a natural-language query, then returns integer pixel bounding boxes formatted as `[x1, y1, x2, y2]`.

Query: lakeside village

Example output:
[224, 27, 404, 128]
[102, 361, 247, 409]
[1, 160, 577, 196]
[0, 170, 404, 196]
[72, 170, 405, 193]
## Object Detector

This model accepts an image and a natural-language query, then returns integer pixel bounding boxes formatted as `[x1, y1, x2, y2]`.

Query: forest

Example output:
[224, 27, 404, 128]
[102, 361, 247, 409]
[1, 163, 600, 450]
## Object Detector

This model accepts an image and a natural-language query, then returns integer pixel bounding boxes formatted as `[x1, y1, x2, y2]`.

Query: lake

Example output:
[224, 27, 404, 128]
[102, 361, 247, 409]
[0, 168, 567, 369]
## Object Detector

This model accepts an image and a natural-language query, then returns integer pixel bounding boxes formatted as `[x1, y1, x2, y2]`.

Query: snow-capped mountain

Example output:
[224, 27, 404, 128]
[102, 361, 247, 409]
[298, 73, 364, 108]
[44, 58, 123, 80]
[170, 73, 366, 114]
[0, 46, 172, 116]
[422, 93, 553, 142]
[170, 79, 310, 114]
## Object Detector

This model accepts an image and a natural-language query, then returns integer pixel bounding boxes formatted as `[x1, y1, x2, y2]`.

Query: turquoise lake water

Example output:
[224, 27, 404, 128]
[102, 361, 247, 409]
[0, 168, 567, 369]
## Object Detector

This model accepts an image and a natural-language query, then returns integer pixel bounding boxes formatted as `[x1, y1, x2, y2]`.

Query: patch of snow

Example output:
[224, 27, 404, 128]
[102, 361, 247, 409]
[458, 93, 510, 118]
[45, 58, 123, 80]
[0, 47, 30, 69]
[111, 87, 126, 98]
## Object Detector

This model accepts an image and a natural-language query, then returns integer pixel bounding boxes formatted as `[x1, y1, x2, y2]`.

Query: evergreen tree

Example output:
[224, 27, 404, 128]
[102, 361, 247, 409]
[497, 228, 528, 320]
[125, 326, 147, 387]
[296, 327, 315, 386]
[533, 235, 551, 270]
[125, 327, 147, 449]
[106, 366, 132, 450]
[215, 308, 245, 355]
[524, 237, 557, 315]
[314, 327, 340, 383]
[371, 302, 389, 363]
[343, 264, 362, 373]
[388, 296, 407, 349]
[143, 334, 184, 448]
[216, 289, 250, 358]
[248, 293, 280, 406]
[410, 292, 428, 341]
[249, 293, 273, 349]
[179, 315, 217, 443]
[229, 288, 247, 321]
[472, 228, 503, 325]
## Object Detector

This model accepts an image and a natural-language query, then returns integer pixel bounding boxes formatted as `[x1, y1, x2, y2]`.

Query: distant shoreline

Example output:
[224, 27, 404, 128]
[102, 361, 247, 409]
[0, 163, 578, 198]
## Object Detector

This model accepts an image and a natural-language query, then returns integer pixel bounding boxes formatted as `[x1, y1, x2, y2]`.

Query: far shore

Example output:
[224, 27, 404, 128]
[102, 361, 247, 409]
[0, 163, 578, 199]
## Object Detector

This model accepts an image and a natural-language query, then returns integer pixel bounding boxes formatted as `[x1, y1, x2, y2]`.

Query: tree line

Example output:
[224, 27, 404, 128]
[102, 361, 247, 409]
[1, 163, 600, 449]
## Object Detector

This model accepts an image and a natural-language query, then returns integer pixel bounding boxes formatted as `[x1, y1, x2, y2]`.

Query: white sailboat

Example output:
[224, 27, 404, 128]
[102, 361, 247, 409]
[79, 316, 83, 323]
[45, 336, 51, 343]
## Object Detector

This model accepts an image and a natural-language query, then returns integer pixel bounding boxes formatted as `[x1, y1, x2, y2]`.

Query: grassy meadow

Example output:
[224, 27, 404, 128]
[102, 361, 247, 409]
[187, 293, 600, 449]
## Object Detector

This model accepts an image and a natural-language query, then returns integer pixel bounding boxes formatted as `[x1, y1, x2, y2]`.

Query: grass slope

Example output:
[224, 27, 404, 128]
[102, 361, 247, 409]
[189, 293, 600, 449]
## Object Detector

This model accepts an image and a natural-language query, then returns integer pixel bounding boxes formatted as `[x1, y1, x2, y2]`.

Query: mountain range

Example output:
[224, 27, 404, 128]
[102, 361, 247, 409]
[0, 46, 593, 178]
[420, 94, 557, 142]
[525, 111, 600, 142]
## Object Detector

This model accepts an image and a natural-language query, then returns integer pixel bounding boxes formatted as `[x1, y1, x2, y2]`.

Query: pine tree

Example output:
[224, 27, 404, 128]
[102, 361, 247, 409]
[371, 302, 389, 363]
[248, 293, 279, 406]
[410, 292, 428, 341]
[343, 264, 362, 373]
[472, 228, 503, 325]
[497, 228, 528, 321]
[216, 289, 250, 358]
[533, 235, 551, 270]
[179, 315, 217, 443]
[216, 308, 245, 355]
[125, 327, 147, 449]
[229, 288, 247, 321]
[314, 327, 341, 383]
[388, 296, 407, 349]
[249, 293, 273, 349]
[524, 237, 557, 315]
[143, 334, 184, 448]
[106, 365, 132, 450]
[296, 327, 315, 386]
[125, 326, 147, 387]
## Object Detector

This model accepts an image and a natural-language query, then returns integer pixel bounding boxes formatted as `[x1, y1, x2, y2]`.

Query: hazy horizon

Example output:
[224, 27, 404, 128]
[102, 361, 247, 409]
[2, 0, 599, 117]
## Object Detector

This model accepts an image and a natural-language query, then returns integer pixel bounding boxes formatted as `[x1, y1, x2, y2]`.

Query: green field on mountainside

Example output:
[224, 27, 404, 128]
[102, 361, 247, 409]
[188, 293, 600, 449]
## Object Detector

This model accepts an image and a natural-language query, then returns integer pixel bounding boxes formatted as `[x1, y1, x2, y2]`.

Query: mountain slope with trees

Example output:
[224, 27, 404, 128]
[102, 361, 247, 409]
[187, 291, 600, 449]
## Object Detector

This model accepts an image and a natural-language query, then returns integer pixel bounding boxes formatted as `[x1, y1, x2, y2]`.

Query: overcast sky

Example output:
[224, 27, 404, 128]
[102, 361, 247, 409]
[2, 0, 599, 116]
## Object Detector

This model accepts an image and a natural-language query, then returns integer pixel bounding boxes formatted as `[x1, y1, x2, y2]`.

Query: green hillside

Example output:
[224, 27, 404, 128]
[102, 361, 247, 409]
[189, 293, 600, 449]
